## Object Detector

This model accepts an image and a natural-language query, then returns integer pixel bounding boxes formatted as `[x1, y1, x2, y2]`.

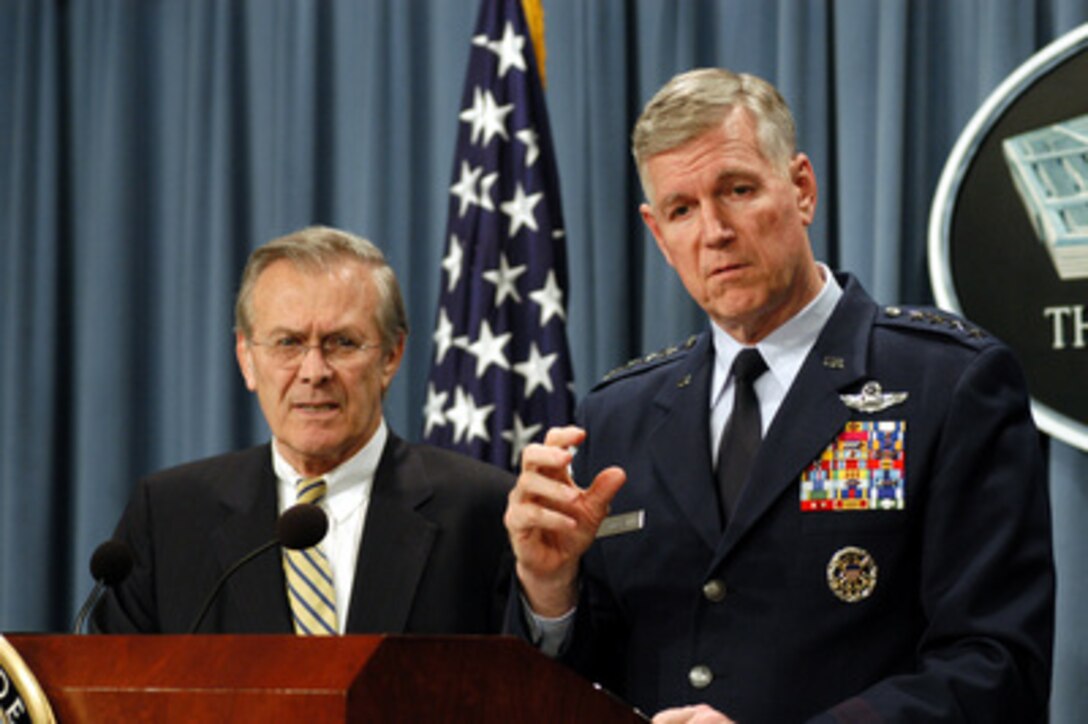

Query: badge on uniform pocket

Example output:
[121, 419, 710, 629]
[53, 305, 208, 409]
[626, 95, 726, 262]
[800, 421, 905, 511]
[827, 545, 878, 602]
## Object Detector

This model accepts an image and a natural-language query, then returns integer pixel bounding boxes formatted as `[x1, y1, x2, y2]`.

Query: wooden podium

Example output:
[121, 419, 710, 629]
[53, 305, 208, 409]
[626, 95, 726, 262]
[4, 634, 646, 722]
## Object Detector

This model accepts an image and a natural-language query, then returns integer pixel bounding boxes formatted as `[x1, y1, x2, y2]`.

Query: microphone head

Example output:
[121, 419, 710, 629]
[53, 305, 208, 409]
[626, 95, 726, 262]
[277, 503, 328, 550]
[89, 539, 134, 586]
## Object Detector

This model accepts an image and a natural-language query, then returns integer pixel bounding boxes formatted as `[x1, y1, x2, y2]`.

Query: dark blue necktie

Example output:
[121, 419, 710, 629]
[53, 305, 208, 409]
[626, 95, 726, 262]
[716, 348, 768, 527]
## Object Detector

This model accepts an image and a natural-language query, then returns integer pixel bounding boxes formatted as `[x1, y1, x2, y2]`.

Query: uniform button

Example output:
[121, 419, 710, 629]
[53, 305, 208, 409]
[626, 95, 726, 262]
[688, 665, 713, 689]
[702, 579, 726, 602]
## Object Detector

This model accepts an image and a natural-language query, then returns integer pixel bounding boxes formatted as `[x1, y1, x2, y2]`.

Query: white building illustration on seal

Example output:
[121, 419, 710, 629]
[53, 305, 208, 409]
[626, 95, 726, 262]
[1002, 113, 1088, 280]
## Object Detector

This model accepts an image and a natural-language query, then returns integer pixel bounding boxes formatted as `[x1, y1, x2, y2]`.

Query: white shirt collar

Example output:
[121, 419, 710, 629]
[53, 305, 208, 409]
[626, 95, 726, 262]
[711, 264, 842, 407]
[272, 419, 386, 514]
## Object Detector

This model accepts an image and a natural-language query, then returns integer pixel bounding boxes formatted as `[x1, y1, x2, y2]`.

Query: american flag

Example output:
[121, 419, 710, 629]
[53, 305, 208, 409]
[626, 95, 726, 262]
[422, 0, 574, 471]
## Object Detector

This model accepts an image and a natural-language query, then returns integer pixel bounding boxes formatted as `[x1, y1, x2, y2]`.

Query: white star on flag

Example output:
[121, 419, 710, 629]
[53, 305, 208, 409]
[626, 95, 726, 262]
[501, 413, 543, 468]
[500, 182, 543, 237]
[516, 127, 540, 167]
[482, 253, 527, 306]
[432, 307, 456, 364]
[529, 269, 566, 325]
[465, 399, 495, 443]
[478, 172, 499, 211]
[459, 86, 514, 146]
[445, 386, 494, 444]
[441, 234, 463, 292]
[472, 21, 527, 78]
[449, 161, 482, 217]
[465, 319, 512, 377]
[514, 342, 558, 397]
[444, 387, 474, 443]
[422, 383, 449, 436]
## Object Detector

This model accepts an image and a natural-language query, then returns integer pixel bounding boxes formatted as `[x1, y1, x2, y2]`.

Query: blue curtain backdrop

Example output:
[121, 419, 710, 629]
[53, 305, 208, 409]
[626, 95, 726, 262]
[2, 0, 1086, 718]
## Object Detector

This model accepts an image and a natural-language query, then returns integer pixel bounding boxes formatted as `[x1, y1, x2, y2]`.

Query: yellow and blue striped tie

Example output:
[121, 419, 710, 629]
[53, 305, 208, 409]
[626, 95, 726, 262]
[283, 477, 338, 635]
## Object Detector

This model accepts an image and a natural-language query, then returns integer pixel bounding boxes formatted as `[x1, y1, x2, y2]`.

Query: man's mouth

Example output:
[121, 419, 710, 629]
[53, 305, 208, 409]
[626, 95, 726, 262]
[294, 402, 340, 412]
[710, 261, 746, 278]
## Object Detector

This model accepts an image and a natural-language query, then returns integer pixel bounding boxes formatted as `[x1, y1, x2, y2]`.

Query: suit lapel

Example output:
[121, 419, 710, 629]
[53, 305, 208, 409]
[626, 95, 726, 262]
[648, 334, 721, 550]
[718, 277, 877, 556]
[208, 446, 293, 632]
[346, 435, 436, 633]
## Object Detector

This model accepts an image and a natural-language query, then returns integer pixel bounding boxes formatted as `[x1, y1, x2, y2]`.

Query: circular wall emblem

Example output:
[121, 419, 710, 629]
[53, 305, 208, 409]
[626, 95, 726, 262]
[826, 546, 878, 603]
[929, 24, 1088, 452]
[0, 635, 55, 723]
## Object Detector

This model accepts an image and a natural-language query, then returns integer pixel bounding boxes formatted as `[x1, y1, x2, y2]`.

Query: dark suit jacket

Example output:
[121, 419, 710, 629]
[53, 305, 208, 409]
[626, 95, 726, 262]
[511, 274, 1054, 722]
[95, 433, 514, 635]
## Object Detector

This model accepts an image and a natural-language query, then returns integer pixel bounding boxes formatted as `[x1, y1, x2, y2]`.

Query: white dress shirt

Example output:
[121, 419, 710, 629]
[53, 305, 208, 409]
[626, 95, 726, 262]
[709, 264, 842, 466]
[273, 419, 386, 634]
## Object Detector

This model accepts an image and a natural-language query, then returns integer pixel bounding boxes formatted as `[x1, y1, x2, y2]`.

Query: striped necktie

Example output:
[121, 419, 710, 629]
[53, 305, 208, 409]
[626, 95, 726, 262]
[283, 477, 338, 635]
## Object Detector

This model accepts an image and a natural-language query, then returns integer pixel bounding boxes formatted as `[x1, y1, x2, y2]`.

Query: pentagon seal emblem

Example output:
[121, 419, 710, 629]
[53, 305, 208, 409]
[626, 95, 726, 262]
[0, 634, 55, 723]
[826, 546, 878, 603]
[929, 24, 1088, 451]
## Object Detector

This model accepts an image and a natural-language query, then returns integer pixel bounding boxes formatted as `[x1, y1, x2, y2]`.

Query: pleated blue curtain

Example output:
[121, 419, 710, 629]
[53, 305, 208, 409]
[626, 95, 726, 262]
[2, 1, 1086, 718]
[1, 0, 67, 625]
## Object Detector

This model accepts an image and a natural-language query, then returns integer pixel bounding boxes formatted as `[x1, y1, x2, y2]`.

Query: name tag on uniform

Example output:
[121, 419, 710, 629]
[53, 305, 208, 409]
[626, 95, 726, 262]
[596, 509, 645, 538]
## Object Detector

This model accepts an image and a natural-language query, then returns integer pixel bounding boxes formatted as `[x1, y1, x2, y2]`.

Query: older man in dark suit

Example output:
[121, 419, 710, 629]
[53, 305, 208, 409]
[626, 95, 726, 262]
[503, 68, 1054, 722]
[96, 226, 512, 635]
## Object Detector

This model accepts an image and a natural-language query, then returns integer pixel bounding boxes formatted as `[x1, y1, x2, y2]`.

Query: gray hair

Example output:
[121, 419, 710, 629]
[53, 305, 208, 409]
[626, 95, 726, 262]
[234, 225, 409, 353]
[632, 68, 797, 197]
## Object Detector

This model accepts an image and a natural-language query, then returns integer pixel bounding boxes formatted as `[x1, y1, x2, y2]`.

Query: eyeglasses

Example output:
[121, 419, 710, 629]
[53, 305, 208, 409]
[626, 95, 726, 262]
[249, 334, 381, 367]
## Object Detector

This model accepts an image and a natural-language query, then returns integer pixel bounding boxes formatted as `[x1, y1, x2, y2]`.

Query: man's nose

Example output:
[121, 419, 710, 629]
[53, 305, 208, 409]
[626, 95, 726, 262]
[700, 201, 734, 246]
[297, 344, 334, 381]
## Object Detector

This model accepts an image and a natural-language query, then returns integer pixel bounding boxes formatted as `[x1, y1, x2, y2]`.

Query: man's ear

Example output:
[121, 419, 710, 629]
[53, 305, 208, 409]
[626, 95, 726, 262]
[380, 333, 407, 394]
[235, 332, 257, 391]
[641, 202, 676, 268]
[791, 153, 818, 226]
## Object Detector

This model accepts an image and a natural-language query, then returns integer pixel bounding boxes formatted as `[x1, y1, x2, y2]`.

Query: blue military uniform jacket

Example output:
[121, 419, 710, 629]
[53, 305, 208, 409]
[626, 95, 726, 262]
[551, 274, 1053, 722]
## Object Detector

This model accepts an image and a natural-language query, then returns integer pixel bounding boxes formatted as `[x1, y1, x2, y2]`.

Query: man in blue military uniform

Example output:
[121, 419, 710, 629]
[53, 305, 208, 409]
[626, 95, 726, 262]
[503, 68, 1054, 722]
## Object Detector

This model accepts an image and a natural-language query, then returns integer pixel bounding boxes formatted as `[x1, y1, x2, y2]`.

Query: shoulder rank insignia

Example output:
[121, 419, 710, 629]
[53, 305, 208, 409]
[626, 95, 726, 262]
[840, 381, 908, 413]
[882, 305, 987, 340]
[800, 421, 906, 512]
[599, 335, 698, 384]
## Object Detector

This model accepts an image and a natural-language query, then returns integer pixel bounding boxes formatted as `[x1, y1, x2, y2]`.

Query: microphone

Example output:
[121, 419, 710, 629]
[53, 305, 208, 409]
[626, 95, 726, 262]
[187, 503, 328, 633]
[71, 539, 134, 634]
[275, 503, 329, 550]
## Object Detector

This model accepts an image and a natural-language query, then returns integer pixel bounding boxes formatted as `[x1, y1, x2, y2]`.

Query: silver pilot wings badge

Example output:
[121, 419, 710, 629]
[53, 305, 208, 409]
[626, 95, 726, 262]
[840, 381, 908, 413]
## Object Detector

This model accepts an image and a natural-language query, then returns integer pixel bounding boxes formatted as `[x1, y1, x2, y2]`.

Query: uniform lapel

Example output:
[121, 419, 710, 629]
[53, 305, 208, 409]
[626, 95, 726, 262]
[345, 435, 436, 633]
[208, 446, 293, 632]
[718, 277, 877, 556]
[648, 333, 721, 551]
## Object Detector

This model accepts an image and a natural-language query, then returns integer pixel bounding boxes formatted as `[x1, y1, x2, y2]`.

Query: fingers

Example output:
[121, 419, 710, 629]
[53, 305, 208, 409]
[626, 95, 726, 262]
[513, 435, 624, 529]
[505, 465, 625, 542]
[586, 466, 627, 517]
[511, 427, 628, 523]
[519, 425, 584, 485]
[504, 480, 578, 535]
[513, 447, 579, 513]
[513, 425, 586, 509]
[542, 425, 586, 449]
[504, 427, 629, 617]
